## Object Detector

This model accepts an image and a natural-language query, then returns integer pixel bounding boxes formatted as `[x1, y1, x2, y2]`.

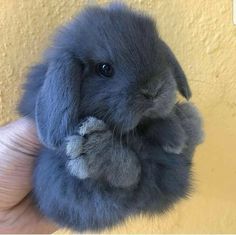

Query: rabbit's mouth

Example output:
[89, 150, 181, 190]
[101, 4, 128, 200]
[109, 100, 160, 133]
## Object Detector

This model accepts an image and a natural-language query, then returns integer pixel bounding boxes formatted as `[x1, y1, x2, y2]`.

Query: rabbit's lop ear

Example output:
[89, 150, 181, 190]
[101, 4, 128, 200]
[160, 39, 192, 100]
[35, 53, 82, 149]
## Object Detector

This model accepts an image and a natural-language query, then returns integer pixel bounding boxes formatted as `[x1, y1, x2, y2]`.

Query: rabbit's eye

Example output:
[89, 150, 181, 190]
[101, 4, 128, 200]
[96, 63, 114, 78]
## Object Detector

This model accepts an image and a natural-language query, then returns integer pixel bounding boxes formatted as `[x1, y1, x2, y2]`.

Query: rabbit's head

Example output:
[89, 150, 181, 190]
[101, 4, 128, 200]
[35, 3, 191, 148]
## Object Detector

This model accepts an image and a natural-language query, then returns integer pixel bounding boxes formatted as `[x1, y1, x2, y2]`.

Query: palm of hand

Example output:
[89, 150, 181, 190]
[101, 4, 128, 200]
[0, 118, 56, 233]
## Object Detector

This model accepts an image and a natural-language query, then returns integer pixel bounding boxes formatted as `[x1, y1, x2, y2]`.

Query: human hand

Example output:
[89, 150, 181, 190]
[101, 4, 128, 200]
[0, 118, 58, 233]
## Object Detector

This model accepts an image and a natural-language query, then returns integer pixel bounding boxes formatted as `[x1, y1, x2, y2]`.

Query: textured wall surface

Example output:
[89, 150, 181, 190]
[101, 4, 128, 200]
[0, 0, 236, 233]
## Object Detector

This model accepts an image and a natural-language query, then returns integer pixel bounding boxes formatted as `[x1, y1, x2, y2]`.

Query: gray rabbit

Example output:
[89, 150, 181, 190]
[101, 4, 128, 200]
[18, 2, 204, 232]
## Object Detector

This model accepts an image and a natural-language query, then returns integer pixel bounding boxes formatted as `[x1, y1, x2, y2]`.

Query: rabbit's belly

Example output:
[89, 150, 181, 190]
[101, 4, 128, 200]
[32, 144, 192, 232]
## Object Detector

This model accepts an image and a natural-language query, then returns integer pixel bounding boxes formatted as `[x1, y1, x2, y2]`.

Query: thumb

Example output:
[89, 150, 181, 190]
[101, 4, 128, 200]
[0, 118, 40, 209]
[0, 118, 40, 153]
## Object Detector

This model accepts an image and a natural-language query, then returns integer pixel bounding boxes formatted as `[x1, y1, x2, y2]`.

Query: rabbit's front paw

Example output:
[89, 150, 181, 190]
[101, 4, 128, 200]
[175, 103, 204, 146]
[65, 116, 141, 188]
[65, 117, 112, 180]
[145, 116, 187, 154]
[65, 117, 108, 157]
[162, 135, 187, 154]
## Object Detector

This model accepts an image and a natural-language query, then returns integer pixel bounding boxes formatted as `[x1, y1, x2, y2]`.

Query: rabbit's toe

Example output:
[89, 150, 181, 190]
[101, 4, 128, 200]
[66, 157, 89, 179]
[77, 116, 107, 136]
[162, 141, 186, 154]
[66, 135, 84, 158]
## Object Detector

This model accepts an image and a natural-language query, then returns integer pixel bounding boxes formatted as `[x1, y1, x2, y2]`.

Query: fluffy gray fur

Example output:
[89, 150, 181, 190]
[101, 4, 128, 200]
[18, 2, 204, 232]
[66, 116, 141, 187]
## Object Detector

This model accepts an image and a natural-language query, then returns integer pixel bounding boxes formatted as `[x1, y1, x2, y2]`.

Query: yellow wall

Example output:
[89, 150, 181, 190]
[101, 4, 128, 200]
[0, 0, 236, 233]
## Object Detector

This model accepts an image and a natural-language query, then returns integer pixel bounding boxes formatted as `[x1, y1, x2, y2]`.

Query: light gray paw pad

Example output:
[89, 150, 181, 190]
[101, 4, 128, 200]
[78, 117, 107, 136]
[66, 158, 89, 179]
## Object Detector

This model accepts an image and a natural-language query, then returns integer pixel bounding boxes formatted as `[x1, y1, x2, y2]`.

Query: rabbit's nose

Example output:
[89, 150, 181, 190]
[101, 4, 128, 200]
[140, 88, 159, 99]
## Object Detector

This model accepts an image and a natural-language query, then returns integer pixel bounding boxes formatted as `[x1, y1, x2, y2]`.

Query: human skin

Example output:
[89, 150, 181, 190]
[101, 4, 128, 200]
[0, 118, 57, 233]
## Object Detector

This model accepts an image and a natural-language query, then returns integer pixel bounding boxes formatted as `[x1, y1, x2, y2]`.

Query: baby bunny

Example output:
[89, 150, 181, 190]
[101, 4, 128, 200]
[18, 2, 203, 232]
